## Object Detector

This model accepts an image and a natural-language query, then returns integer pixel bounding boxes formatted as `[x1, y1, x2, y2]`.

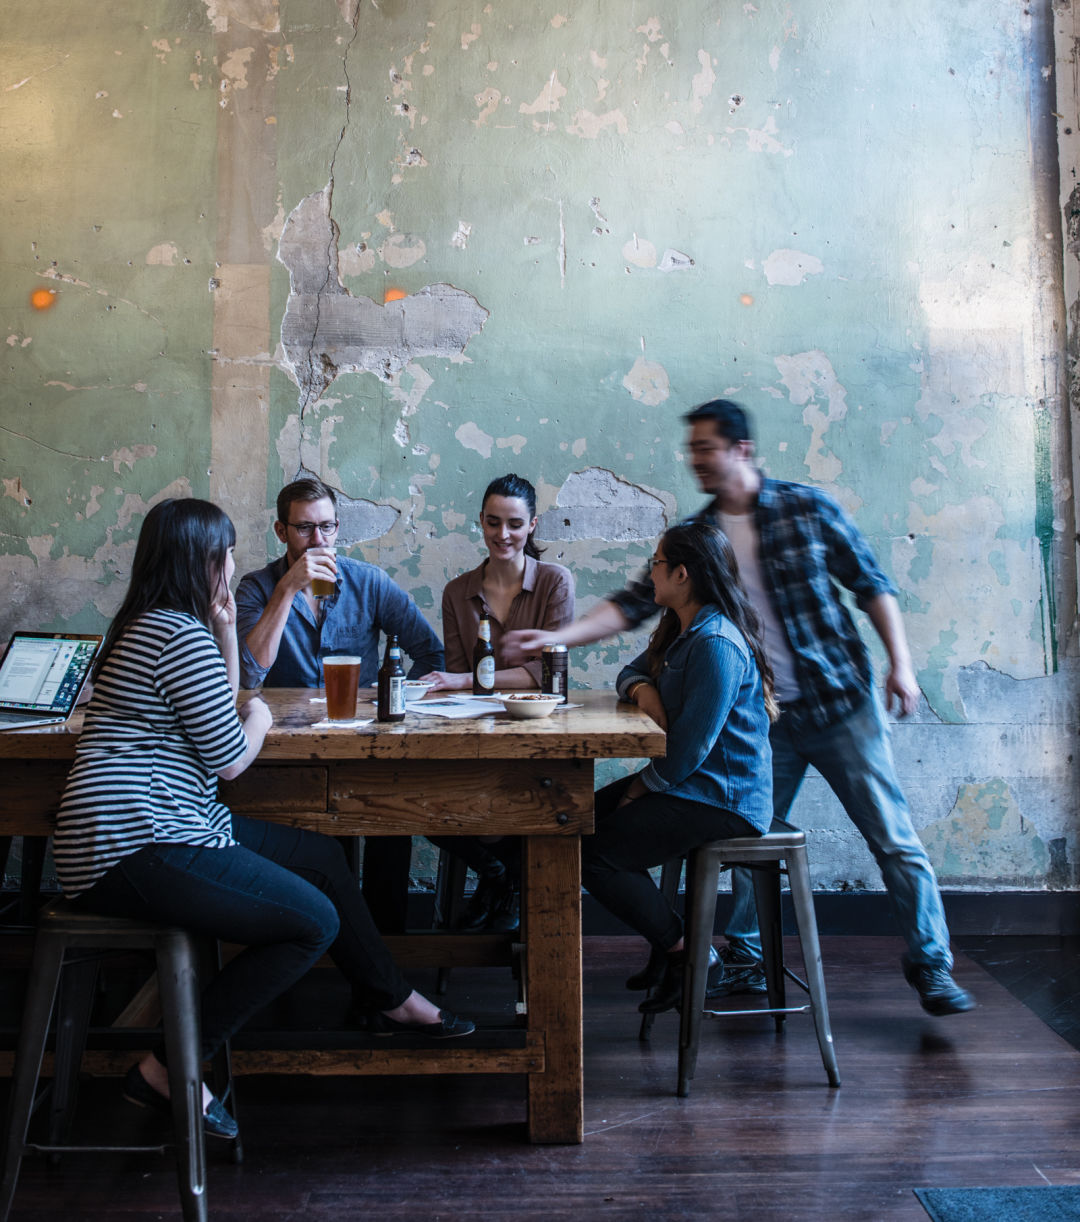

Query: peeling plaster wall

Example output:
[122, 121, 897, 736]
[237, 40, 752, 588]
[2, 0, 1077, 897]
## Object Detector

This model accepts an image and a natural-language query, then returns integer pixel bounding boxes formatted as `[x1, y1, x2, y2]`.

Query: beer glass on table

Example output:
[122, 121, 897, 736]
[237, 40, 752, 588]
[323, 655, 362, 720]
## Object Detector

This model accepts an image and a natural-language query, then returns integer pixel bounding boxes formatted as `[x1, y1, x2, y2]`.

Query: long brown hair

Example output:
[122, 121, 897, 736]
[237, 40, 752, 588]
[94, 498, 235, 679]
[645, 521, 778, 721]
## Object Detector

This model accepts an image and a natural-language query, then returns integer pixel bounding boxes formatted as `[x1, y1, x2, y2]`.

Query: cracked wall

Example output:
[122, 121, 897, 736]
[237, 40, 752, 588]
[2, 0, 1078, 896]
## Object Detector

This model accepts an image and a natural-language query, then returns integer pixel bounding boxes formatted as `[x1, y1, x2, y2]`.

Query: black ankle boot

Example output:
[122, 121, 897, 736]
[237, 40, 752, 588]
[626, 944, 669, 991]
[638, 952, 685, 1014]
[638, 947, 720, 1014]
[458, 869, 513, 931]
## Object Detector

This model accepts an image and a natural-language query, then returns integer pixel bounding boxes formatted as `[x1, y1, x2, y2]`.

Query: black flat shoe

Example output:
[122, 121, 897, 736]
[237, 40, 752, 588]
[123, 1063, 238, 1140]
[626, 945, 668, 991]
[369, 1010, 476, 1039]
[638, 947, 721, 1015]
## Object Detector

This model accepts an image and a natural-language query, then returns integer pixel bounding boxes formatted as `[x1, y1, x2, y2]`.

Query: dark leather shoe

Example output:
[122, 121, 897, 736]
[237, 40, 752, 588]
[639, 947, 722, 1014]
[123, 1062, 238, 1140]
[458, 871, 514, 931]
[369, 1009, 476, 1038]
[625, 945, 668, 991]
[902, 955, 975, 1016]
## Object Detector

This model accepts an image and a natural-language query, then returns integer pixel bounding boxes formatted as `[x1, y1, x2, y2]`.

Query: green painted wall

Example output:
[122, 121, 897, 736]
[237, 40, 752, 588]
[2, 0, 1075, 894]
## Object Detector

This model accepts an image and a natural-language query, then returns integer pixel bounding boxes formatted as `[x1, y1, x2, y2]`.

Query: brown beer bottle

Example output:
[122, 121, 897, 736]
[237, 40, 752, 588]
[472, 616, 495, 695]
[377, 635, 406, 722]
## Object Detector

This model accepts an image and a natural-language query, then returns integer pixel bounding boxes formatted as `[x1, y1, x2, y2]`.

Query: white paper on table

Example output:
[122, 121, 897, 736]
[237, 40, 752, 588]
[408, 698, 505, 719]
[311, 718, 373, 729]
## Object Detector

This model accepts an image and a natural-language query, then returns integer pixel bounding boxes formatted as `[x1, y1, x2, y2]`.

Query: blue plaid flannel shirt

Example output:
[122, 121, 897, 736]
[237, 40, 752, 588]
[607, 477, 898, 730]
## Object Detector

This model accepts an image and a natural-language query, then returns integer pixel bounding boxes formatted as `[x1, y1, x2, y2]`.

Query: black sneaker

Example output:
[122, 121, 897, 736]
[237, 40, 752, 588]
[458, 870, 513, 931]
[902, 955, 975, 1016]
[705, 945, 767, 997]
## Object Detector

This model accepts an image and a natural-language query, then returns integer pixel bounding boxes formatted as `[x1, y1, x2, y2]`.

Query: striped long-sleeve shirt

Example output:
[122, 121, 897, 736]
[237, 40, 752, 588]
[54, 609, 248, 896]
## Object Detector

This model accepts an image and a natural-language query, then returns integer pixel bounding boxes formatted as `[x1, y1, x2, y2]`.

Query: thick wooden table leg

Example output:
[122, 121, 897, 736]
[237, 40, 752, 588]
[524, 831, 583, 1144]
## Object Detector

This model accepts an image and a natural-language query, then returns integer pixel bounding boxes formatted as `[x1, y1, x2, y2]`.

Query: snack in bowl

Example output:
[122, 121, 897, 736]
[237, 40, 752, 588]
[403, 680, 434, 700]
[501, 693, 560, 720]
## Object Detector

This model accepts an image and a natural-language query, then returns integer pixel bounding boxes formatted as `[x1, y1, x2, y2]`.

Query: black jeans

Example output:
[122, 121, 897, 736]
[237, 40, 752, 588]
[582, 777, 759, 951]
[73, 815, 412, 1059]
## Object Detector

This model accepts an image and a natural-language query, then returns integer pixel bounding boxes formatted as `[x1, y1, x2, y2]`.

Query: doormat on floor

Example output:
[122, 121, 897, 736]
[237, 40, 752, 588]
[915, 1186, 1080, 1221]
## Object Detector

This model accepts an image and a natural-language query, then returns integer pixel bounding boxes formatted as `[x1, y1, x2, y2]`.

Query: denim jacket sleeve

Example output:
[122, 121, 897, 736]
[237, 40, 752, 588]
[639, 630, 744, 793]
[616, 646, 653, 701]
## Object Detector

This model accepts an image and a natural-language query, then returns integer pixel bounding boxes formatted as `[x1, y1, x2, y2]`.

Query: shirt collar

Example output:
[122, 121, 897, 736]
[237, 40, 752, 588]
[463, 554, 537, 600]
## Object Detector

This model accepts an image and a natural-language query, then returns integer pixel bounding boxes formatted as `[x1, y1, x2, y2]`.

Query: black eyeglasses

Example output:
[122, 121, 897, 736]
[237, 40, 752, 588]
[287, 520, 339, 539]
[647, 556, 670, 573]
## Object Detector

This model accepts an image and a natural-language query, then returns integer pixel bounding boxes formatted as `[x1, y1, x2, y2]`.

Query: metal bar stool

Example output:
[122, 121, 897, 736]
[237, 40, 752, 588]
[639, 820, 840, 1097]
[1, 899, 240, 1222]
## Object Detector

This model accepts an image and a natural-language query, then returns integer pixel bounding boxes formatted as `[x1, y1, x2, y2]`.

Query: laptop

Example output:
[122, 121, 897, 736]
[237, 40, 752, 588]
[0, 631, 103, 730]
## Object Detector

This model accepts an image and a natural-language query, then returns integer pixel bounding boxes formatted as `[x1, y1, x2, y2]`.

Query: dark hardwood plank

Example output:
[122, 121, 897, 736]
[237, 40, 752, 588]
[4, 936, 1080, 1220]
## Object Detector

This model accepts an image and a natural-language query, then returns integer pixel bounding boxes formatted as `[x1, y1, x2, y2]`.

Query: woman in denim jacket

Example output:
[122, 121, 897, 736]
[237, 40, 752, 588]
[582, 520, 777, 1013]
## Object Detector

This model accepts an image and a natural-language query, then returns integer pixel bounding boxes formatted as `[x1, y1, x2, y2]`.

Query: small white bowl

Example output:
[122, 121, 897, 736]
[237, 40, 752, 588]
[501, 693, 561, 719]
[404, 680, 434, 700]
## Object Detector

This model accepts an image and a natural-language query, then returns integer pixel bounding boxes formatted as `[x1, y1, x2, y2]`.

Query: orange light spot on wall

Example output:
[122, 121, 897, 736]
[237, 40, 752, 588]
[739, 294, 754, 307]
[384, 287, 407, 303]
[30, 288, 57, 311]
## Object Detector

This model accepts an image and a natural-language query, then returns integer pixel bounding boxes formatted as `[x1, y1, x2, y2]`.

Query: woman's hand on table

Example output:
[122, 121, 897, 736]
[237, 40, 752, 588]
[241, 694, 273, 731]
[420, 670, 470, 692]
[630, 682, 668, 732]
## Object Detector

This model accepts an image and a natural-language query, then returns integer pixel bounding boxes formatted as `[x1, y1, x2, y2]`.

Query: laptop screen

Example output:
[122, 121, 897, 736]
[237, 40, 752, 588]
[0, 633, 102, 715]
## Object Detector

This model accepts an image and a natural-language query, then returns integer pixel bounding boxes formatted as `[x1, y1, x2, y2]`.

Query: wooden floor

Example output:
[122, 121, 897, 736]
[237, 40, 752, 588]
[4, 934, 1080, 1221]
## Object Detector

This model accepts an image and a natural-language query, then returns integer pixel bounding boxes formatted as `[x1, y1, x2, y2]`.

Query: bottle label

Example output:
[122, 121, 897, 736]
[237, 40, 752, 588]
[476, 656, 495, 689]
[389, 674, 405, 715]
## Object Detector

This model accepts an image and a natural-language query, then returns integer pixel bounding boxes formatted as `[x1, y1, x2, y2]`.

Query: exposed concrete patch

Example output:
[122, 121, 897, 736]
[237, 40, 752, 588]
[622, 236, 657, 268]
[145, 242, 179, 266]
[380, 232, 427, 268]
[763, 248, 824, 286]
[773, 350, 849, 488]
[538, 468, 668, 542]
[519, 71, 566, 121]
[566, 108, 628, 139]
[496, 434, 527, 455]
[277, 187, 488, 409]
[108, 445, 157, 474]
[622, 356, 670, 406]
[690, 48, 715, 115]
[455, 421, 493, 458]
[729, 114, 793, 156]
[659, 249, 693, 271]
[922, 778, 1054, 887]
[474, 87, 500, 126]
[2, 477, 31, 507]
[201, 0, 280, 35]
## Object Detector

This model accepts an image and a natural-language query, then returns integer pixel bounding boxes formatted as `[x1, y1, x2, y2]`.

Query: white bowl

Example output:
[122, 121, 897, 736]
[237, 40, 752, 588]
[501, 693, 561, 719]
[404, 680, 434, 700]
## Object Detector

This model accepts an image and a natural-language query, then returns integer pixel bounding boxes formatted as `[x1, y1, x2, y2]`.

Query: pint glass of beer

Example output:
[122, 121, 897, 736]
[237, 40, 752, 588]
[323, 655, 362, 720]
[310, 547, 337, 600]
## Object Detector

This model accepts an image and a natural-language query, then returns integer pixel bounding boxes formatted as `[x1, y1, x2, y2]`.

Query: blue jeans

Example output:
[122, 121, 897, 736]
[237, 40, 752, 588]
[725, 693, 953, 969]
[583, 777, 759, 951]
[72, 815, 412, 1059]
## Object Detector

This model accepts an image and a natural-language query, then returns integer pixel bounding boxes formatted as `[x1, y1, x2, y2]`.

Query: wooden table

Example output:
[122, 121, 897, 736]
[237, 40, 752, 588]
[0, 688, 664, 1144]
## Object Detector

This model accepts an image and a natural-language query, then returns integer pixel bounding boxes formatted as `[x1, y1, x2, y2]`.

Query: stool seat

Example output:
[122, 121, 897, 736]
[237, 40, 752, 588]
[640, 822, 841, 1097]
[1, 899, 239, 1222]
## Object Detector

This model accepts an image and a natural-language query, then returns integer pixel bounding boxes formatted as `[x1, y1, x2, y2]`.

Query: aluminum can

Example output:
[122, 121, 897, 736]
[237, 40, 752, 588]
[541, 643, 569, 703]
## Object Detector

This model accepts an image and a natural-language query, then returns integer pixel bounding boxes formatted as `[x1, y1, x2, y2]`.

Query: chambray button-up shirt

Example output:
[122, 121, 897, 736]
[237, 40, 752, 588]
[608, 477, 898, 731]
[616, 606, 773, 830]
[235, 554, 444, 690]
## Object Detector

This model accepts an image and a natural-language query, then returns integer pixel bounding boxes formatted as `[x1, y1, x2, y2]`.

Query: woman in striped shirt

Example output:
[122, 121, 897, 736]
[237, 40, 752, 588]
[55, 498, 473, 1139]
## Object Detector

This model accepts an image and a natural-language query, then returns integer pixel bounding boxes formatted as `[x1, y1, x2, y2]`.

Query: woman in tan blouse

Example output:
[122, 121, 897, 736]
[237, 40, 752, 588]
[422, 473, 575, 928]
[423, 473, 574, 691]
